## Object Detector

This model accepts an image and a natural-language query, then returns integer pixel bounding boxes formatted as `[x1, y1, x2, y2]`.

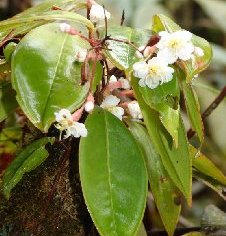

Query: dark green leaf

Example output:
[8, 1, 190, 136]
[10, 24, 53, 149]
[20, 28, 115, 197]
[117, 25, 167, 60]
[105, 26, 151, 71]
[3, 137, 55, 199]
[0, 0, 90, 42]
[12, 23, 90, 132]
[132, 77, 192, 202]
[128, 121, 181, 236]
[3, 42, 17, 62]
[79, 108, 148, 236]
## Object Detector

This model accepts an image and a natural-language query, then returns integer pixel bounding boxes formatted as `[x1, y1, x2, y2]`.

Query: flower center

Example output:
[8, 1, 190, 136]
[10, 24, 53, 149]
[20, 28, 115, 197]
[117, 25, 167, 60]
[149, 65, 161, 77]
[168, 39, 182, 49]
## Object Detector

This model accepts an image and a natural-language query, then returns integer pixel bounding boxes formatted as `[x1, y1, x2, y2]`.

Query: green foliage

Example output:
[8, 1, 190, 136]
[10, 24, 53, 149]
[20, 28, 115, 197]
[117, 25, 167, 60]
[12, 23, 89, 132]
[3, 137, 55, 199]
[104, 26, 151, 71]
[0, 82, 17, 122]
[79, 108, 147, 236]
[0, 1, 225, 235]
[128, 121, 181, 236]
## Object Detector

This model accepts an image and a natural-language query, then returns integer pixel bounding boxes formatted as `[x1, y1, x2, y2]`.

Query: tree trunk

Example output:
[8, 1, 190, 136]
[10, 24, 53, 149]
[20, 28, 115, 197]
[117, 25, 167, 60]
[0, 139, 92, 236]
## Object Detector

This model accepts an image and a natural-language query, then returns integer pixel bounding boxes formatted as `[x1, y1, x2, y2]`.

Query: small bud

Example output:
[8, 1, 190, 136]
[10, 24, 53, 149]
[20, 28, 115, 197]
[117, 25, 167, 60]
[118, 78, 131, 90]
[194, 46, 204, 57]
[109, 75, 117, 83]
[75, 50, 87, 62]
[90, 4, 110, 26]
[85, 101, 94, 113]
[59, 23, 71, 33]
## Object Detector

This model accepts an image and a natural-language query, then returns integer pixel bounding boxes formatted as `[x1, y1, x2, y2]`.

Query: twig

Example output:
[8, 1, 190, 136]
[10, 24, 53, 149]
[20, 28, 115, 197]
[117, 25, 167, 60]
[187, 86, 226, 140]
[120, 10, 125, 26]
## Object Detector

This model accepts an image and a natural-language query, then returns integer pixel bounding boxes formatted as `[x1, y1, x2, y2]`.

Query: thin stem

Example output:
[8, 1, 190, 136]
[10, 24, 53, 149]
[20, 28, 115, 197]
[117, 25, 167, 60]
[187, 86, 226, 139]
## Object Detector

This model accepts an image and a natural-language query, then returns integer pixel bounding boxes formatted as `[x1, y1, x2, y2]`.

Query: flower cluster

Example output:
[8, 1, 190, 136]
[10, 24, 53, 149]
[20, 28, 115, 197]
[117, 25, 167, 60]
[133, 30, 204, 89]
[54, 109, 87, 140]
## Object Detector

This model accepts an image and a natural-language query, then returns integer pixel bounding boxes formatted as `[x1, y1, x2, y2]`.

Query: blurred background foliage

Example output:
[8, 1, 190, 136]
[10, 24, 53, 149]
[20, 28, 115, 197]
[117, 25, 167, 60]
[0, 0, 226, 232]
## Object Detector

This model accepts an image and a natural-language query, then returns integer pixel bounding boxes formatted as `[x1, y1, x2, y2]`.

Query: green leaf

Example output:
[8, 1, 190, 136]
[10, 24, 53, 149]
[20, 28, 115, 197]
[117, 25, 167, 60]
[3, 137, 55, 199]
[190, 146, 226, 186]
[132, 77, 192, 202]
[193, 170, 226, 201]
[3, 42, 17, 62]
[152, 14, 212, 82]
[139, 76, 180, 146]
[0, 82, 18, 122]
[0, 0, 90, 42]
[182, 81, 204, 143]
[105, 26, 151, 71]
[79, 108, 148, 236]
[128, 121, 181, 236]
[12, 23, 90, 132]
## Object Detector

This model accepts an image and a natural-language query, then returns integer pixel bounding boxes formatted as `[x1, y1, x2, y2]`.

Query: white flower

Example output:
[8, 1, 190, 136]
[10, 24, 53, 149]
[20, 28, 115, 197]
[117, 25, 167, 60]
[90, 4, 110, 26]
[85, 101, 94, 113]
[75, 49, 87, 62]
[194, 46, 204, 57]
[59, 23, 71, 33]
[128, 101, 143, 120]
[119, 78, 131, 89]
[133, 57, 174, 89]
[54, 109, 87, 139]
[136, 46, 153, 58]
[100, 95, 124, 120]
[64, 122, 87, 139]
[54, 109, 72, 122]
[156, 30, 195, 64]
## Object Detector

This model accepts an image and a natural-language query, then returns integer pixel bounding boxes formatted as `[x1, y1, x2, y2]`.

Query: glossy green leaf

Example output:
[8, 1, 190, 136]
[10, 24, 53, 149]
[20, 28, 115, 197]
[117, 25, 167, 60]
[152, 14, 212, 82]
[132, 77, 192, 202]
[128, 121, 181, 236]
[105, 26, 151, 71]
[182, 81, 204, 143]
[3, 137, 55, 199]
[139, 76, 180, 146]
[190, 146, 226, 186]
[79, 108, 148, 236]
[0, 0, 90, 42]
[0, 82, 18, 122]
[12, 23, 90, 132]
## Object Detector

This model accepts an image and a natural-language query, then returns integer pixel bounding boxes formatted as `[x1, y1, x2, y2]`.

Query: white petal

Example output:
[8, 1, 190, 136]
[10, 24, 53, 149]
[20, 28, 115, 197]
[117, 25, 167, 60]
[54, 109, 72, 122]
[178, 43, 194, 61]
[100, 95, 120, 108]
[133, 61, 149, 79]
[119, 78, 131, 89]
[109, 75, 117, 83]
[111, 107, 124, 120]
[70, 122, 88, 138]
[128, 101, 143, 119]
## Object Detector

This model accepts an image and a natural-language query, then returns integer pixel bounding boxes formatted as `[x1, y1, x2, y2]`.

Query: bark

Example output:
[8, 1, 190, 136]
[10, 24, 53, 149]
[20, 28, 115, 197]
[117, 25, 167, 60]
[0, 139, 92, 236]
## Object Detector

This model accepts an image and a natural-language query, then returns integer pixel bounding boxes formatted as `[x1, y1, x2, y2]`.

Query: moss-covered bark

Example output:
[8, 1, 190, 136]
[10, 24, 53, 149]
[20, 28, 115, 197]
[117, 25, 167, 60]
[0, 140, 92, 236]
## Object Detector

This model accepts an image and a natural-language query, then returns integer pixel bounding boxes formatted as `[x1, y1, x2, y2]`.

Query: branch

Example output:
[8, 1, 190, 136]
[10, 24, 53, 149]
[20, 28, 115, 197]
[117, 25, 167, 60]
[187, 86, 226, 140]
